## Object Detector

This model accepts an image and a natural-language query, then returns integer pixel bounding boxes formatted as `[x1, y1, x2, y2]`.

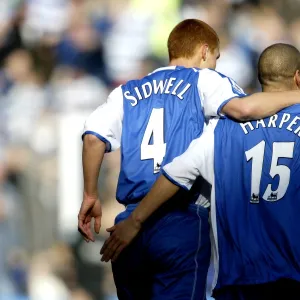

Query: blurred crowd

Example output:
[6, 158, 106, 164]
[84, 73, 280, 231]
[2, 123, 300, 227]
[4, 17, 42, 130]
[0, 0, 300, 299]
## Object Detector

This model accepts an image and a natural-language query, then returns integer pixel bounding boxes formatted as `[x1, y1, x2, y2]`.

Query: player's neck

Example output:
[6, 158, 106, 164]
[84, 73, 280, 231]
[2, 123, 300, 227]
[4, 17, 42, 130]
[262, 84, 298, 93]
[169, 57, 200, 69]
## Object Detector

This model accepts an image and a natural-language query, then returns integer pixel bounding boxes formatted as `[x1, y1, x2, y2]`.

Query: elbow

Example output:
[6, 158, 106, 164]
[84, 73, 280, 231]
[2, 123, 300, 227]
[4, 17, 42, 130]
[83, 133, 105, 148]
[222, 97, 254, 121]
[231, 100, 256, 121]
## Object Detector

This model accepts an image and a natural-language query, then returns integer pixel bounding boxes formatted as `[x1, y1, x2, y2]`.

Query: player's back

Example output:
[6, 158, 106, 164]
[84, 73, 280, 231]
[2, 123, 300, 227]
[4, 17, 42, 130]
[117, 66, 205, 205]
[213, 105, 300, 289]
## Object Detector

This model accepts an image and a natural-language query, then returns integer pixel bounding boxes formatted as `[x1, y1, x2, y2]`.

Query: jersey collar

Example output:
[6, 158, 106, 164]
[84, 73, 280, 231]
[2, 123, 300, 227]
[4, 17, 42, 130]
[148, 66, 177, 75]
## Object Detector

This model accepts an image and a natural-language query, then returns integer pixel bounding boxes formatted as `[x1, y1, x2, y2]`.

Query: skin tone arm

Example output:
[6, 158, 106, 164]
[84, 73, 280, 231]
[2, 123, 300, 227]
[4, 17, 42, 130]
[100, 175, 180, 262]
[78, 134, 106, 242]
[222, 90, 300, 121]
[99, 90, 300, 261]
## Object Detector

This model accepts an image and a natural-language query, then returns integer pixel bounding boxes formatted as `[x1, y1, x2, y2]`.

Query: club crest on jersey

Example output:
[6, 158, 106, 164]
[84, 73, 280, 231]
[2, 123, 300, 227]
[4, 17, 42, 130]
[267, 192, 278, 201]
[250, 193, 260, 204]
[229, 78, 245, 96]
[154, 162, 161, 173]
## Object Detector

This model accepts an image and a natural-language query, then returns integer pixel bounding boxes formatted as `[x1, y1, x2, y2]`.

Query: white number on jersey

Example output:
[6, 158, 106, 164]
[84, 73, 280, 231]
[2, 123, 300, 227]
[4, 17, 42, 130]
[245, 141, 294, 203]
[141, 108, 166, 173]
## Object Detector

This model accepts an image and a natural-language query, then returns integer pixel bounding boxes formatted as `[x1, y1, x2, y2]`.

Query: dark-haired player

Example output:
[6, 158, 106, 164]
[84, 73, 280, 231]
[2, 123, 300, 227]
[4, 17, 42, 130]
[103, 43, 300, 299]
[79, 25, 300, 299]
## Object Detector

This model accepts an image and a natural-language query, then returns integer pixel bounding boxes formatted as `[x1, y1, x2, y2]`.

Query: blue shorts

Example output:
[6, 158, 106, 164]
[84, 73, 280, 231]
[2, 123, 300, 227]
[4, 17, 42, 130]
[112, 203, 211, 300]
[213, 279, 300, 300]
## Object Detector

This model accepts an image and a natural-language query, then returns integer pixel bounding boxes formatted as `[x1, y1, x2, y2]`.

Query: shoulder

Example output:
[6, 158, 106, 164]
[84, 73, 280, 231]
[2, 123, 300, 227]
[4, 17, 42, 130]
[197, 69, 227, 91]
[199, 69, 246, 95]
[198, 69, 231, 83]
[108, 85, 123, 100]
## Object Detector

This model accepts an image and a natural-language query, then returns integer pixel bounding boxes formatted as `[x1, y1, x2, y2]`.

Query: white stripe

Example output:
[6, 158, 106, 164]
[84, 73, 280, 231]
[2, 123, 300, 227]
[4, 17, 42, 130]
[210, 182, 219, 293]
[191, 205, 203, 300]
[148, 66, 177, 75]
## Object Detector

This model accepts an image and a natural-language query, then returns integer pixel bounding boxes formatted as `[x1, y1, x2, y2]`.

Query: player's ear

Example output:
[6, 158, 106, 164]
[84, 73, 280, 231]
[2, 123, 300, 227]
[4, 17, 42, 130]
[200, 44, 209, 62]
[295, 70, 300, 89]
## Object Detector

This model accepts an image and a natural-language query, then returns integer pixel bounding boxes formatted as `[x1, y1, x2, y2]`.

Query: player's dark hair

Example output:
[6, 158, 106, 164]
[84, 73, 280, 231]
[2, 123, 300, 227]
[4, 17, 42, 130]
[167, 19, 219, 61]
[258, 43, 300, 87]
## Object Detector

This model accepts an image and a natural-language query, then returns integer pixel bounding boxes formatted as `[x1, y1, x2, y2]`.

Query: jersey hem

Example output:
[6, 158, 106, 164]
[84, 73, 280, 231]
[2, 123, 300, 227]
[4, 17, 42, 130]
[82, 131, 112, 152]
[217, 94, 247, 117]
[214, 274, 300, 292]
[161, 169, 190, 191]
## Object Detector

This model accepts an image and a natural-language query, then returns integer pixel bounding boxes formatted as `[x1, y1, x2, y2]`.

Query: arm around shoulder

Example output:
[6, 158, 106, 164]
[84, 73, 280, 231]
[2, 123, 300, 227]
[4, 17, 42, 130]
[222, 90, 300, 121]
[221, 96, 254, 121]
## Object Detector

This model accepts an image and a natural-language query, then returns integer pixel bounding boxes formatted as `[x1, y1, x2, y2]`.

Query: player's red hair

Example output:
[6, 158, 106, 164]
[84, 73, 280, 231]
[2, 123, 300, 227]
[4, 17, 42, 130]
[167, 19, 219, 61]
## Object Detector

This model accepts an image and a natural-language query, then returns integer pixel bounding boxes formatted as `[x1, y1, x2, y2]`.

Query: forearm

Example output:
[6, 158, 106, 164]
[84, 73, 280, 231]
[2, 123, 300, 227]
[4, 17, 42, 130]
[222, 90, 300, 121]
[246, 91, 300, 119]
[82, 134, 106, 198]
[131, 175, 180, 224]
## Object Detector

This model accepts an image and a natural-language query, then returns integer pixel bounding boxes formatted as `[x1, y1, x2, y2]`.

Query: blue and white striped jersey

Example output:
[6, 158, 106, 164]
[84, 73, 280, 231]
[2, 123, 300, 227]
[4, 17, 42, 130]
[83, 66, 245, 205]
[163, 106, 300, 290]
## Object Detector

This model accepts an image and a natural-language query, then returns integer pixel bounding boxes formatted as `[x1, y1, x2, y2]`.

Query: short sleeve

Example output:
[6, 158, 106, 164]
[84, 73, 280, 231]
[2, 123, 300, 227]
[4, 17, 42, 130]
[162, 118, 218, 190]
[82, 86, 123, 152]
[198, 69, 246, 118]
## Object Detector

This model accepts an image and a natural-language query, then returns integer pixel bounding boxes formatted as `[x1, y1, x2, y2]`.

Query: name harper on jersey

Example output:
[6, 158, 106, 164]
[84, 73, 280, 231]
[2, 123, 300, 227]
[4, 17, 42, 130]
[240, 113, 300, 137]
[123, 78, 191, 107]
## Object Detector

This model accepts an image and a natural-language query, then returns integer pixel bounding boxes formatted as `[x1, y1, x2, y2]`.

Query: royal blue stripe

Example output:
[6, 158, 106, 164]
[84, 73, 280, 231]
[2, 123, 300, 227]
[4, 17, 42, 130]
[161, 169, 190, 191]
[82, 131, 112, 152]
[217, 94, 248, 117]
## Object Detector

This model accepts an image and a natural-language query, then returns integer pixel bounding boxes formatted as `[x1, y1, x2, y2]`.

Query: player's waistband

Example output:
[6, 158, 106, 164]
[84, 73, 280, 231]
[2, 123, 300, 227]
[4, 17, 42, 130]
[125, 203, 209, 219]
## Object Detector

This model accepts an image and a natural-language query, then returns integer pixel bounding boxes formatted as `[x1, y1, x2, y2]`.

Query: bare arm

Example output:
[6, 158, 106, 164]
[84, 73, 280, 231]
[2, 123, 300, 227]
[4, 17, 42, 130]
[100, 175, 180, 262]
[78, 86, 123, 242]
[131, 175, 180, 224]
[129, 121, 217, 224]
[99, 126, 216, 262]
[78, 135, 106, 242]
[200, 69, 300, 121]
[222, 90, 300, 121]
[82, 134, 106, 198]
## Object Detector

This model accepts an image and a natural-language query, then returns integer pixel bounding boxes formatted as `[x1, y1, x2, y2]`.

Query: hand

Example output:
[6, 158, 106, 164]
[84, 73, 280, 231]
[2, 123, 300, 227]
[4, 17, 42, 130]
[78, 196, 102, 243]
[100, 214, 142, 262]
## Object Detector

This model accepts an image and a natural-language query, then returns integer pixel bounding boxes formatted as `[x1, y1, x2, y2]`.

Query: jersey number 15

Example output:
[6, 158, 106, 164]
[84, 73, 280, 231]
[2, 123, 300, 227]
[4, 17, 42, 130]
[246, 141, 294, 203]
[141, 108, 166, 173]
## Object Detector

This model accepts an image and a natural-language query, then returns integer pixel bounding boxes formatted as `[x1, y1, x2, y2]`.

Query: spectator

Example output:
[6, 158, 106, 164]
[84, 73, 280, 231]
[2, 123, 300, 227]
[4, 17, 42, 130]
[0, 1, 298, 299]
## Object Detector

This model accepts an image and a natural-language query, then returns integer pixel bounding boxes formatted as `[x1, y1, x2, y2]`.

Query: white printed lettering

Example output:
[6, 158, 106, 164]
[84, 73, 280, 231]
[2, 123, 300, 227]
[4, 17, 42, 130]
[256, 119, 266, 129]
[177, 83, 191, 100]
[287, 116, 300, 132]
[165, 78, 176, 94]
[142, 82, 152, 99]
[240, 122, 254, 134]
[279, 113, 291, 128]
[124, 91, 138, 107]
[134, 87, 143, 100]
[153, 80, 167, 94]
[268, 114, 278, 128]
[171, 80, 184, 96]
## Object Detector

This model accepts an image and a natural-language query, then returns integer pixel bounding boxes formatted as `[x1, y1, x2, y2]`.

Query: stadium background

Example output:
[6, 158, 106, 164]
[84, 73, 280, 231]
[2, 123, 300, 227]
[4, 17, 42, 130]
[0, 0, 299, 299]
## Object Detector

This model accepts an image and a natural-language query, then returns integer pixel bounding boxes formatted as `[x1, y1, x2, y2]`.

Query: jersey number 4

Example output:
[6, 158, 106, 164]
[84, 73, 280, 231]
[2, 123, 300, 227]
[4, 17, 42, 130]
[246, 141, 294, 203]
[141, 108, 166, 173]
